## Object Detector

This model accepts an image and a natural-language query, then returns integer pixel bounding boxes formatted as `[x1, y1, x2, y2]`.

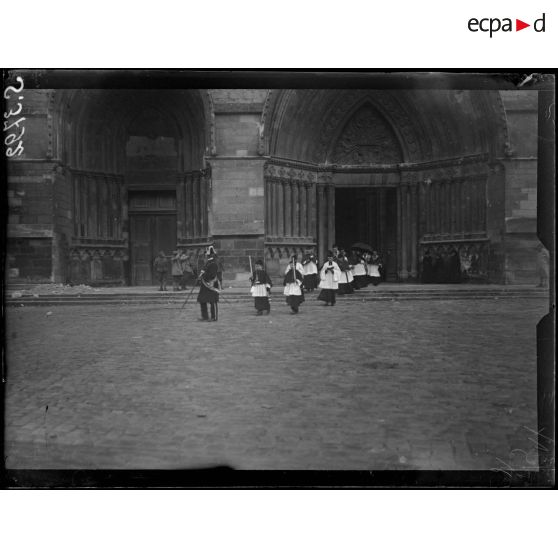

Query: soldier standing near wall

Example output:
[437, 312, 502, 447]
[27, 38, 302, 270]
[171, 249, 185, 291]
[153, 251, 170, 291]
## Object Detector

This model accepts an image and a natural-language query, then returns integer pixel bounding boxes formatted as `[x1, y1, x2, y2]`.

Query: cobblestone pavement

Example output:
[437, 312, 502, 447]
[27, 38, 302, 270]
[4, 296, 549, 471]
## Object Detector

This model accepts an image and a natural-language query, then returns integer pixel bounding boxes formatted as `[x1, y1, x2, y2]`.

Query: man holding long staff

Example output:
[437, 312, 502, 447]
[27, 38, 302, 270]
[197, 246, 220, 321]
[249, 256, 273, 316]
[283, 254, 305, 315]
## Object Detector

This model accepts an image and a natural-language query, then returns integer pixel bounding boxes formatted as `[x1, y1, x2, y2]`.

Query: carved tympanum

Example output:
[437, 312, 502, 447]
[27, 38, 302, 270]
[331, 105, 403, 165]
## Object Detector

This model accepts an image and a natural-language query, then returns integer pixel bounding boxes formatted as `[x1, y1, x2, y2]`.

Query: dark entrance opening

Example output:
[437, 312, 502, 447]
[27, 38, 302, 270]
[129, 190, 177, 285]
[335, 187, 398, 281]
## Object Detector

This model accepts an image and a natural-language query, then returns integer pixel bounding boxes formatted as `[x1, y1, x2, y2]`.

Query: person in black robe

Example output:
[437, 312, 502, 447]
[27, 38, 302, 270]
[336, 248, 354, 295]
[250, 259, 273, 315]
[446, 246, 462, 283]
[434, 249, 446, 283]
[197, 246, 220, 321]
[421, 249, 435, 283]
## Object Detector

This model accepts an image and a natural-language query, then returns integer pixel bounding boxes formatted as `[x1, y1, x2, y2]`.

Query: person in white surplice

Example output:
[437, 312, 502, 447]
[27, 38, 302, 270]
[283, 254, 305, 314]
[250, 259, 273, 315]
[317, 251, 342, 306]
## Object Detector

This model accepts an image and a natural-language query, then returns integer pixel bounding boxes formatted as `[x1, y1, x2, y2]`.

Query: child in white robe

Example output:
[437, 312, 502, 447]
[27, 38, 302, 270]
[302, 251, 319, 292]
[283, 255, 305, 314]
[250, 259, 272, 315]
[367, 250, 383, 286]
[351, 249, 368, 289]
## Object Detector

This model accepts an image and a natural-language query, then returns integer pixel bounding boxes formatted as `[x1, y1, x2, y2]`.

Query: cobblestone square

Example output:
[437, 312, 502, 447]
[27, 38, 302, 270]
[4, 296, 548, 471]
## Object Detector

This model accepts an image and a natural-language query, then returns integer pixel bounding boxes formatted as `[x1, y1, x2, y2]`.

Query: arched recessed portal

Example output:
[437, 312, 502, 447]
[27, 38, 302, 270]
[53, 90, 210, 285]
[263, 89, 508, 282]
[329, 102, 403, 280]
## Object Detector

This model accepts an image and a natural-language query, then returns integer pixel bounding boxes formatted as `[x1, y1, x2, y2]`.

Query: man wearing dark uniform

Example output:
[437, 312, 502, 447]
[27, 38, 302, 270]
[197, 246, 220, 321]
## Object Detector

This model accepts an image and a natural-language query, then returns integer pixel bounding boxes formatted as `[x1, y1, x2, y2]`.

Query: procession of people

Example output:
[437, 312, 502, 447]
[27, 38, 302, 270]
[158, 243, 387, 320]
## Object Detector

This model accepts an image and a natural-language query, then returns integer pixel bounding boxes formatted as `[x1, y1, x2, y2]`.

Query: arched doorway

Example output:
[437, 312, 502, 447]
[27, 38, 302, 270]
[335, 187, 398, 280]
[328, 102, 403, 280]
[262, 89, 508, 282]
[53, 90, 211, 285]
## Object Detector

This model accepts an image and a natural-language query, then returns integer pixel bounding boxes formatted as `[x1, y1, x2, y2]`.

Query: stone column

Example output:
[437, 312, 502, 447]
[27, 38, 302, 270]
[273, 181, 281, 238]
[410, 183, 418, 278]
[456, 178, 464, 235]
[307, 182, 315, 241]
[120, 177, 129, 250]
[300, 182, 308, 238]
[479, 176, 487, 232]
[379, 189, 387, 248]
[316, 184, 327, 262]
[327, 184, 335, 252]
[191, 175, 200, 238]
[397, 186, 405, 279]
[418, 181, 427, 238]
[449, 179, 456, 235]
[200, 172, 208, 238]
[440, 180, 448, 234]
[428, 181, 435, 235]
[277, 180, 285, 238]
[436, 180, 443, 234]
[184, 175, 192, 238]
[284, 180, 291, 237]
[404, 184, 411, 277]
[176, 175, 185, 240]
[264, 179, 272, 239]
[291, 181, 299, 238]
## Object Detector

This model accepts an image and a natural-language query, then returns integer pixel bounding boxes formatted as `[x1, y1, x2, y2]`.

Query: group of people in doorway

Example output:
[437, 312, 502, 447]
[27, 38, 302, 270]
[153, 249, 196, 292]
[251, 245, 385, 316]
[420, 246, 462, 284]
[153, 248, 225, 292]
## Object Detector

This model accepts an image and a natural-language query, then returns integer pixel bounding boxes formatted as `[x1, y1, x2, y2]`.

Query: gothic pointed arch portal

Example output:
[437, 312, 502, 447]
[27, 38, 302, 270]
[263, 89, 508, 282]
[328, 102, 403, 280]
[52, 90, 212, 285]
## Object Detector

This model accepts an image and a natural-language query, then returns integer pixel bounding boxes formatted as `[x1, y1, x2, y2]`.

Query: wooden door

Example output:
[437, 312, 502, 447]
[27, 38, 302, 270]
[129, 190, 177, 285]
[130, 214, 153, 285]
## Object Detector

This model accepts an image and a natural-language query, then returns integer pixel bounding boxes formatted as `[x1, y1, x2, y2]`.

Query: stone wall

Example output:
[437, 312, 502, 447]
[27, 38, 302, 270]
[209, 158, 266, 281]
[7, 237, 52, 280]
[5, 88, 54, 281]
[7, 165, 56, 281]
[207, 92, 267, 281]
[215, 114, 260, 156]
[500, 91, 539, 284]
[213, 236, 266, 283]
[5, 86, 543, 286]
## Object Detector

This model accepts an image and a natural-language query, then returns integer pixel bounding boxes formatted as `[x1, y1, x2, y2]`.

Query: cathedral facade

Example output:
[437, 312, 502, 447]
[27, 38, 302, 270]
[5, 81, 543, 285]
